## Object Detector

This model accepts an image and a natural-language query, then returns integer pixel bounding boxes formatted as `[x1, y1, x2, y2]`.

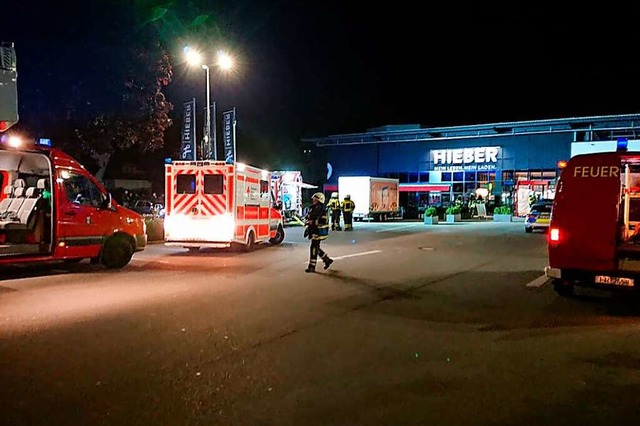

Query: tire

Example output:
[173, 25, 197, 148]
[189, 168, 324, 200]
[187, 247, 200, 253]
[553, 279, 575, 298]
[101, 236, 134, 269]
[269, 225, 285, 245]
[244, 231, 256, 252]
[525, 227, 533, 233]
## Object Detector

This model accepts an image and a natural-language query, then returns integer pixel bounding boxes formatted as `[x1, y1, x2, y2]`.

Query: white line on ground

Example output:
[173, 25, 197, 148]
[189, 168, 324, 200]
[375, 224, 418, 233]
[333, 250, 382, 260]
[525, 274, 549, 288]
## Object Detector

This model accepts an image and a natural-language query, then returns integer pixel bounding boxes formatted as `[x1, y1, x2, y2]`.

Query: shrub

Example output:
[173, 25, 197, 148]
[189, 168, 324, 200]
[145, 217, 164, 241]
[446, 205, 461, 215]
[424, 207, 438, 217]
[494, 206, 511, 215]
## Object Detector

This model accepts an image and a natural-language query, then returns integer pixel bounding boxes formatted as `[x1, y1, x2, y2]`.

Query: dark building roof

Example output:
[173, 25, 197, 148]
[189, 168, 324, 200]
[303, 113, 640, 147]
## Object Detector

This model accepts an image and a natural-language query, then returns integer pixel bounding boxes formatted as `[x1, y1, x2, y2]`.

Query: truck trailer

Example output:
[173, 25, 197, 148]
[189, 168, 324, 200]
[337, 176, 399, 221]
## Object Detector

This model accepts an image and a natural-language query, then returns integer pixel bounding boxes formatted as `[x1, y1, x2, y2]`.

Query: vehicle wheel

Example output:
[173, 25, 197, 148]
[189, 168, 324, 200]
[553, 279, 574, 298]
[187, 247, 200, 253]
[101, 236, 134, 269]
[244, 231, 256, 252]
[525, 227, 533, 233]
[269, 225, 285, 245]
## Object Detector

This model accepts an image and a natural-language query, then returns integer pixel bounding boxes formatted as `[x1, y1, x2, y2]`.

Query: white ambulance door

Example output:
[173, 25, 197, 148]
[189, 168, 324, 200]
[200, 167, 226, 217]
[235, 173, 246, 240]
[258, 178, 271, 239]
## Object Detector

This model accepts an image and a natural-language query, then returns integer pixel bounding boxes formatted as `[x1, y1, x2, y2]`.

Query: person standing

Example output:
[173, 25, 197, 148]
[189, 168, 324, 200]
[342, 194, 355, 231]
[327, 192, 342, 231]
[305, 192, 333, 273]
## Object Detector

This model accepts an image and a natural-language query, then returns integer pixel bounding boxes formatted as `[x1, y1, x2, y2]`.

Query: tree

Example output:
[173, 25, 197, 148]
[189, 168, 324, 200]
[74, 37, 174, 181]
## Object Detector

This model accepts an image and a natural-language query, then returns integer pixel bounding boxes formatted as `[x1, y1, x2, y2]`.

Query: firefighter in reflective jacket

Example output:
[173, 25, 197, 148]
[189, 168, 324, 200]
[304, 192, 334, 273]
[342, 194, 355, 230]
[327, 192, 342, 231]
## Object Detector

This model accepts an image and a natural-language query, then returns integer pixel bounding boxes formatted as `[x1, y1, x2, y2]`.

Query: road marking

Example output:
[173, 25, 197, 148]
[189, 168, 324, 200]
[526, 274, 549, 288]
[333, 250, 382, 260]
[375, 224, 418, 233]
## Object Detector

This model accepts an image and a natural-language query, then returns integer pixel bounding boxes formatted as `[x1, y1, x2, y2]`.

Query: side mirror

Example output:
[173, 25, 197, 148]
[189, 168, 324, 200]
[275, 200, 283, 210]
[101, 193, 114, 210]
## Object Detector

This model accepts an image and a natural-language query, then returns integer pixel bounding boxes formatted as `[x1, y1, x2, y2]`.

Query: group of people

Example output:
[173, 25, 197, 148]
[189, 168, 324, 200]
[303, 191, 356, 273]
[326, 192, 355, 231]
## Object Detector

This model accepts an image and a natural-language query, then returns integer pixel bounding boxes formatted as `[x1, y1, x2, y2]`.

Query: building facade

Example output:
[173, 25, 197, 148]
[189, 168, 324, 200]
[304, 114, 640, 217]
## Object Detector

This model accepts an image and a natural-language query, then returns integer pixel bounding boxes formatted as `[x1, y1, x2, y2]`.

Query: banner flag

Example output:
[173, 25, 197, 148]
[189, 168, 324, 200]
[223, 108, 237, 164]
[179, 98, 196, 161]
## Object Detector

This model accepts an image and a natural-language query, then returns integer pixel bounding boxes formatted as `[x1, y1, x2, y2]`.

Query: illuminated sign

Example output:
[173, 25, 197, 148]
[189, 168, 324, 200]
[431, 147, 500, 171]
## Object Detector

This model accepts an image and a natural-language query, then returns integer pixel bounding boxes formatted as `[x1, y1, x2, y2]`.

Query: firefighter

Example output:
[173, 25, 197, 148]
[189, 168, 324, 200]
[327, 192, 342, 231]
[304, 192, 333, 273]
[342, 194, 356, 231]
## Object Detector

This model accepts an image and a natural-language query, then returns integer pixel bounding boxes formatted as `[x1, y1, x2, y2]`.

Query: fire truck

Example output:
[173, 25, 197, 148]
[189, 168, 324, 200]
[0, 41, 146, 269]
[163, 160, 285, 251]
[546, 141, 640, 296]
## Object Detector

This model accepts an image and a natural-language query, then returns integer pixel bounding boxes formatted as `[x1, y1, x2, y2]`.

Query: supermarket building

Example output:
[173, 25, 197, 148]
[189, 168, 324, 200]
[303, 113, 640, 216]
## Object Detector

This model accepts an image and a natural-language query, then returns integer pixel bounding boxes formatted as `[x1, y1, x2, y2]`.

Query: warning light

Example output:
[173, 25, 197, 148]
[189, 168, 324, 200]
[557, 160, 567, 169]
[617, 137, 628, 152]
[549, 228, 560, 242]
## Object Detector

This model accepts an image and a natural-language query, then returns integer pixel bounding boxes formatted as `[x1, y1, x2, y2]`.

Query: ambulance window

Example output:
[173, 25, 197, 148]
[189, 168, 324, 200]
[260, 180, 269, 194]
[204, 174, 224, 194]
[177, 175, 196, 194]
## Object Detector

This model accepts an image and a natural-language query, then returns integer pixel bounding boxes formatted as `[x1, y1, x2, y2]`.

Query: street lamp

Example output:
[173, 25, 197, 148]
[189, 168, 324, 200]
[185, 47, 235, 161]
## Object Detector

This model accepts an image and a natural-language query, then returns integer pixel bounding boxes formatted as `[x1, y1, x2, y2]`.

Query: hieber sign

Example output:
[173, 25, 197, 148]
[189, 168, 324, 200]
[431, 146, 500, 171]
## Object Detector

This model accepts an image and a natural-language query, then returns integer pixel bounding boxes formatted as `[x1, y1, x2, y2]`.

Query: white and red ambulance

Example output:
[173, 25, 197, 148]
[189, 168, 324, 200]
[163, 160, 285, 252]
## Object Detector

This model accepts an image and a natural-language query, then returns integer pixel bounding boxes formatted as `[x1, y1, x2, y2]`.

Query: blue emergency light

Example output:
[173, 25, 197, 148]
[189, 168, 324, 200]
[37, 138, 52, 147]
[617, 137, 628, 151]
[164, 157, 172, 164]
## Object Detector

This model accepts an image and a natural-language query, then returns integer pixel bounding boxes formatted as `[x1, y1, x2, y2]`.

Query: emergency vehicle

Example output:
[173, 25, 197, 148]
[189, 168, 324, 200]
[546, 143, 640, 296]
[163, 160, 285, 251]
[0, 41, 145, 269]
[270, 170, 316, 225]
[0, 141, 147, 268]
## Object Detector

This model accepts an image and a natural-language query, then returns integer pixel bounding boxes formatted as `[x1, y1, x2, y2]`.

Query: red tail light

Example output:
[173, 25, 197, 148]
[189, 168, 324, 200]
[0, 233, 5, 244]
[549, 227, 560, 242]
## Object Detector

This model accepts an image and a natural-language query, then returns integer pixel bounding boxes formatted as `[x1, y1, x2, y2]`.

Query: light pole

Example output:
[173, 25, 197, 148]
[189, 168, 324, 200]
[185, 47, 235, 161]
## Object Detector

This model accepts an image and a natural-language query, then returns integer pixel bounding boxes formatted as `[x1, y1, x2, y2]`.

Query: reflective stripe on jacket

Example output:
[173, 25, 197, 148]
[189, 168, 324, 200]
[306, 203, 329, 240]
[342, 200, 355, 212]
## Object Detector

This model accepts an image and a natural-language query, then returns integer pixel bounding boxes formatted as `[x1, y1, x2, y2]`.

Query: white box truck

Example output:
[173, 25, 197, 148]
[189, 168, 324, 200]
[338, 176, 399, 221]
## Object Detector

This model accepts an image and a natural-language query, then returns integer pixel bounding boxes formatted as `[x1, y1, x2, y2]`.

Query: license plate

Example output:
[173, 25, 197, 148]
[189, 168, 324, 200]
[595, 275, 634, 287]
[536, 218, 550, 224]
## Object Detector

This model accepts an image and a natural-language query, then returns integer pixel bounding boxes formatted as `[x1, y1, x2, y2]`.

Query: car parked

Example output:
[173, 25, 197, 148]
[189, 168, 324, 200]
[132, 200, 164, 217]
[525, 201, 553, 233]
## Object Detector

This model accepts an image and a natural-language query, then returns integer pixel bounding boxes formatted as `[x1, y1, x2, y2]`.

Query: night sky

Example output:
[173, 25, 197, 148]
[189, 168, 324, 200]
[5, 1, 640, 170]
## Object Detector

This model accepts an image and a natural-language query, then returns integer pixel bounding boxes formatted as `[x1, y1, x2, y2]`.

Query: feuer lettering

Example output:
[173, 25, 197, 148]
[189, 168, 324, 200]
[573, 166, 620, 178]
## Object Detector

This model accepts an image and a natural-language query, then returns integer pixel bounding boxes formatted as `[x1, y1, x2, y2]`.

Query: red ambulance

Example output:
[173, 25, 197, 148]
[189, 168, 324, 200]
[0, 141, 146, 269]
[163, 160, 285, 251]
[546, 143, 640, 296]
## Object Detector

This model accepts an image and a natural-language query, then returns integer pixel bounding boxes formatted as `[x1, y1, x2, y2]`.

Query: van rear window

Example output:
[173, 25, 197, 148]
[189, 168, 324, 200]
[532, 204, 552, 213]
[204, 174, 224, 194]
[176, 174, 196, 194]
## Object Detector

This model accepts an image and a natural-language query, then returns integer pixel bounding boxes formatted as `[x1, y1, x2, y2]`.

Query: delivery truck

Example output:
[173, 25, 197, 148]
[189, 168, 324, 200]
[337, 176, 399, 221]
[546, 142, 640, 296]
